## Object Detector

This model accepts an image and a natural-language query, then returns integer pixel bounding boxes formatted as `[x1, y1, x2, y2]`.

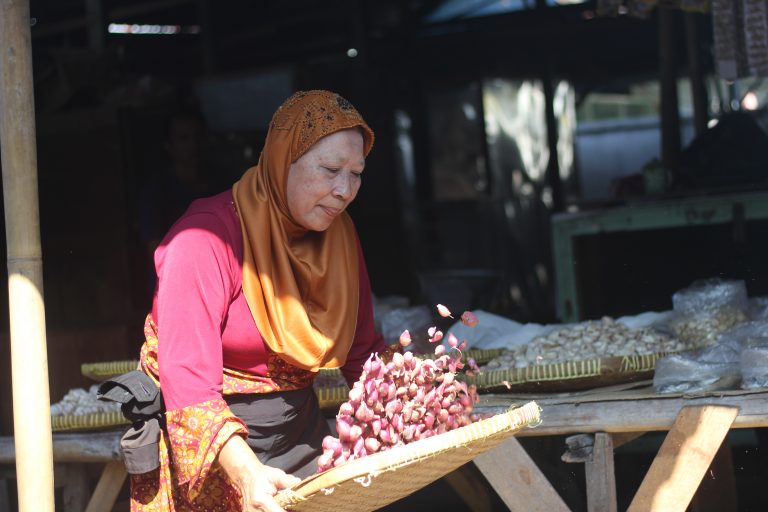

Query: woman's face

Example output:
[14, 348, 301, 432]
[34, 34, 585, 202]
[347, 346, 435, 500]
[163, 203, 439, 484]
[286, 128, 365, 231]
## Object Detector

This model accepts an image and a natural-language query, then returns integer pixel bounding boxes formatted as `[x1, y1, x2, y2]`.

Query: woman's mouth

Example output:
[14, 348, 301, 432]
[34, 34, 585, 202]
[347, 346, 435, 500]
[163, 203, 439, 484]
[320, 206, 341, 217]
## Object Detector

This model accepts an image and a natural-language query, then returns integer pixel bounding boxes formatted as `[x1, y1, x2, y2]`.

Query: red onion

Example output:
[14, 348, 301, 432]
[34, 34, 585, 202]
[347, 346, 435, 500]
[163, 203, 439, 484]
[317, 312, 485, 473]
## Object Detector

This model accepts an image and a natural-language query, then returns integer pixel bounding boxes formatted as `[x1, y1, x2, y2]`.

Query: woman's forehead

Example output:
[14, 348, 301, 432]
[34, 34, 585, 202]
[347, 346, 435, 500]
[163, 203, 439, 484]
[310, 130, 364, 158]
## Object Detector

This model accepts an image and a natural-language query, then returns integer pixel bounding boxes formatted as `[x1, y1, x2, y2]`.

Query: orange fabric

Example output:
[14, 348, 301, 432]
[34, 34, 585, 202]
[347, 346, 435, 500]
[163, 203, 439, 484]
[232, 90, 375, 372]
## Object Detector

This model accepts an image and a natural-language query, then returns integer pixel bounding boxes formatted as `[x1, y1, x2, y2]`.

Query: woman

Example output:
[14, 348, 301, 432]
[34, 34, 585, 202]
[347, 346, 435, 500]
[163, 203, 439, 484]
[132, 90, 389, 511]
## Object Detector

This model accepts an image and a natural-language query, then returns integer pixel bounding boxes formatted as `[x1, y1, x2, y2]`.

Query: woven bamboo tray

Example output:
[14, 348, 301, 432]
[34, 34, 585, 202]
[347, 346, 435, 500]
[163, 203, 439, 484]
[81, 360, 140, 381]
[471, 352, 673, 393]
[80, 350, 507, 382]
[51, 411, 129, 432]
[275, 400, 540, 511]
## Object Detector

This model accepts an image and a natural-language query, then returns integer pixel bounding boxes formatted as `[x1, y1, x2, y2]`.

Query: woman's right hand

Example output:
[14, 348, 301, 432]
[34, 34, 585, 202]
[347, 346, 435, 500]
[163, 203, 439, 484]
[218, 434, 301, 512]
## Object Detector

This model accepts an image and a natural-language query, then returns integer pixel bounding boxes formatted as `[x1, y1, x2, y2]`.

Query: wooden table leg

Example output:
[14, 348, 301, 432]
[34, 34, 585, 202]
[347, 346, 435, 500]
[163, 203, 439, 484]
[443, 464, 494, 512]
[473, 436, 571, 512]
[585, 433, 616, 512]
[0, 475, 9, 512]
[627, 405, 738, 512]
[85, 461, 127, 512]
[61, 463, 89, 512]
[690, 436, 737, 512]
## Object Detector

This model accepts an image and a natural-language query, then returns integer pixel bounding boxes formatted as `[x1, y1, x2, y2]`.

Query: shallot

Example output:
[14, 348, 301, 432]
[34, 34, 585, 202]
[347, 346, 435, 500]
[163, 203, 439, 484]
[317, 310, 483, 472]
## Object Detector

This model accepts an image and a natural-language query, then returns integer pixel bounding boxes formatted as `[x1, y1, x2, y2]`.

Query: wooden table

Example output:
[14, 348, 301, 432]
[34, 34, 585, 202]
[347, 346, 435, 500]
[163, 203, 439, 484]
[2, 386, 766, 512]
[0, 431, 127, 512]
[464, 385, 768, 512]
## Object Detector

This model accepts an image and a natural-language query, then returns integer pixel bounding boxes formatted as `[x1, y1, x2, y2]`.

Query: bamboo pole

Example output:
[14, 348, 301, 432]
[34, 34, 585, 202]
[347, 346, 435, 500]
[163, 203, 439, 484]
[0, 1, 55, 511]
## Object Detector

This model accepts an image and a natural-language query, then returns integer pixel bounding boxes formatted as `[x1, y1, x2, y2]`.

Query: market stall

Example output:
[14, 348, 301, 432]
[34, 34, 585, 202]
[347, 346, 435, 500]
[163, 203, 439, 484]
[6, 275, 768, 511]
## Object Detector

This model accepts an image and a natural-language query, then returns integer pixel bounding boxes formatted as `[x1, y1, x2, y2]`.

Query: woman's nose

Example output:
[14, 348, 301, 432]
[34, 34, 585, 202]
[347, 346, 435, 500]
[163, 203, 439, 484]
[332, 173, 353, 200]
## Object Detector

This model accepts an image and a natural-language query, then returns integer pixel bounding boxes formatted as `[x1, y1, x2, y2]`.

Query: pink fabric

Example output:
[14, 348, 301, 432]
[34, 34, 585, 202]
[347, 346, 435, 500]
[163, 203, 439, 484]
[153, 190, 385, 411]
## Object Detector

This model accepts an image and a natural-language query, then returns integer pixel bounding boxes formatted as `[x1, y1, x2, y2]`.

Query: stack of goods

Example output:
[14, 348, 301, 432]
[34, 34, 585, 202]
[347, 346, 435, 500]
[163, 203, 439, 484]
[483, 317, 684, 371]
[49, 384, 126, 432]
[50, 384, 122, 416]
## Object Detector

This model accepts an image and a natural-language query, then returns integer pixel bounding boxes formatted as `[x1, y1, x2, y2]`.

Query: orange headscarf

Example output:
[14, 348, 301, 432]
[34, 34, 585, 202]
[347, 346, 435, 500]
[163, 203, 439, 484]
[232, 90, 375, 372]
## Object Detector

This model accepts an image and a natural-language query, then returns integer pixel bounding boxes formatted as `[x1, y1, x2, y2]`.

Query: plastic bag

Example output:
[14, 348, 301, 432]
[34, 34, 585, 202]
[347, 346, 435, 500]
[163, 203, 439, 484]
[653, 344, 741, 394]
[748, 296, 768, 321]
[717, 320, 768, 348]
[445, 310, 555, 350]
[668, 278, 748, 347]
[741, 345, 768, 389]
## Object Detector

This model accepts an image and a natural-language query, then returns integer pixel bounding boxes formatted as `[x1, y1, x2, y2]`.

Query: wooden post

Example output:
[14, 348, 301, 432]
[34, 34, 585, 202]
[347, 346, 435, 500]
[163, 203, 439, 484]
[59, 464, 90, 512]
[85, 0, 105, 50]
[585, 433, 617, 512]
[0, 1, 55, 511]
[684, 13, 708, 136]
[543, 68, 565, 212]
[658, 5, 682, 169]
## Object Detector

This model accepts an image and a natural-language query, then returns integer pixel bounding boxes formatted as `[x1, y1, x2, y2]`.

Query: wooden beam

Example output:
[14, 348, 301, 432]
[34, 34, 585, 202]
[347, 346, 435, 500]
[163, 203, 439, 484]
[85, 461, 128, 512]
[32, 0, 194, 38]
[627, 405, 738, 512]
[0, 0, 55, 511]
[443, 464, 494, 512]
[478, 389, 768, 436]
[473, 437, 571, 512]
[585, 433, 616, 512]
[0, 431, 123, 464]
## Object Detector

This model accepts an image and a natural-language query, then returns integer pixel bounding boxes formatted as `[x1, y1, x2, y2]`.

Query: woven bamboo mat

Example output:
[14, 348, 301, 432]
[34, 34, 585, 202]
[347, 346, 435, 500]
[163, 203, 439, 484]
[471, 352, 673, 392]
[51, 411, 129, 432]
[80, 349, 507, 382]
[81, 360, 140, 381]
[275, 401, 540, 512]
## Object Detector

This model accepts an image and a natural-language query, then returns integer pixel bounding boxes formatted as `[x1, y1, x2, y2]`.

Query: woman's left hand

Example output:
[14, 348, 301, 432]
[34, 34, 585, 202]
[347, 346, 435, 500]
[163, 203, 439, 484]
[218, 434, 301, 512]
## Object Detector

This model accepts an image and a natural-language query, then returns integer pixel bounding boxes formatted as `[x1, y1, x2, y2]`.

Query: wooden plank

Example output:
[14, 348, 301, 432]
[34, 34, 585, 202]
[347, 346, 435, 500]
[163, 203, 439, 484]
[443, 464, 494, 512]
[585, 433, 616, 512]
[0, 431, 123, 463]
[477, 390, 768, 437]
[85, 461, 127, 512]
[473, 437, 570, 512]
[627, 405, 738, 512]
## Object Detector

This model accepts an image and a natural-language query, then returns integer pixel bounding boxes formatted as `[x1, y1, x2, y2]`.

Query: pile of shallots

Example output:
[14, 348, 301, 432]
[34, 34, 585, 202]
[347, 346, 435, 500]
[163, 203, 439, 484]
[317, 306, 482, 471]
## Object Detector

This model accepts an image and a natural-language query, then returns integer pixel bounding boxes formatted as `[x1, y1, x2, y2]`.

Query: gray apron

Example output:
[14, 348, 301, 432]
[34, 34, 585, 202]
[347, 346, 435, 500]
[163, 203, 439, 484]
[226, 387, 330, 480]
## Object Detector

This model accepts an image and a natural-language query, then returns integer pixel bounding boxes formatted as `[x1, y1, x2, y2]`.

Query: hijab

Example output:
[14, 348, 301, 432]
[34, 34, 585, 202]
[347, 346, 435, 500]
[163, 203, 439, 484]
[233, 90, 375, 371]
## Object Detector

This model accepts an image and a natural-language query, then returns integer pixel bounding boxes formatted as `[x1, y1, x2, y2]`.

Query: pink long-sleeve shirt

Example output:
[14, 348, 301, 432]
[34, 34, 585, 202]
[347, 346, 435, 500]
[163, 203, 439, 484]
[152, 190, 385, 411]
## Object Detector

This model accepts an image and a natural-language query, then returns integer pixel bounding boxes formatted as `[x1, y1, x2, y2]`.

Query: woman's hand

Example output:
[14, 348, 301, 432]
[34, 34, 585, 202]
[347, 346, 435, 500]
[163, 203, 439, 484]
[218, 435, 302, 512]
